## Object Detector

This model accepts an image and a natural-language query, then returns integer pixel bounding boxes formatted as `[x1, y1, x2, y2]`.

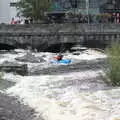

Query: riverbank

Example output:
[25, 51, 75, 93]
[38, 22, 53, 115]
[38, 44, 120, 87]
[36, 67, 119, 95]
[0, 91, 42, 120]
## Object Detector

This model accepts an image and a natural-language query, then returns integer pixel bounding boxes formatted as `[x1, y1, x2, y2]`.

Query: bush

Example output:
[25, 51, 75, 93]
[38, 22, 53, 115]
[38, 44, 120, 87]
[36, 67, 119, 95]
[106, 42, 120, 86]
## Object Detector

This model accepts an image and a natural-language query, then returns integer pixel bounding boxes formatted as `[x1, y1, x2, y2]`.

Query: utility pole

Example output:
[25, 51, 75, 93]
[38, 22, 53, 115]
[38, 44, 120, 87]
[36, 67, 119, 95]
[86, 0, 89, 24]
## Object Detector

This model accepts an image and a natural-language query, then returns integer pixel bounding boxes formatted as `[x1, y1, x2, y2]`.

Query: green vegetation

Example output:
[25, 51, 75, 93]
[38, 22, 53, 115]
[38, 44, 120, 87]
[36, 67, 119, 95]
[106, 42, 120, 86]
[16, 0, 52, 21]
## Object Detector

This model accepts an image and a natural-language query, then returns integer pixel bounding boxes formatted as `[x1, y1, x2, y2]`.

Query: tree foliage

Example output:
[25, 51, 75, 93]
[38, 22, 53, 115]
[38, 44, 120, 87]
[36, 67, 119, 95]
[17, 0, 52, 20]
[106, 42, 120, 86]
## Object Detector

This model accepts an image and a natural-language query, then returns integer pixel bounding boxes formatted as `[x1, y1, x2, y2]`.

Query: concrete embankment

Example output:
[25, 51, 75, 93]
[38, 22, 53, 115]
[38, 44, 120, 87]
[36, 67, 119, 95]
[0, 24, 120, 52]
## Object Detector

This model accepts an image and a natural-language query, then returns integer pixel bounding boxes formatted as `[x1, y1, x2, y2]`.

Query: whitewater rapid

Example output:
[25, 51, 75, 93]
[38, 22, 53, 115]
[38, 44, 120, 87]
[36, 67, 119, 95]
[0, 49, 120, 120]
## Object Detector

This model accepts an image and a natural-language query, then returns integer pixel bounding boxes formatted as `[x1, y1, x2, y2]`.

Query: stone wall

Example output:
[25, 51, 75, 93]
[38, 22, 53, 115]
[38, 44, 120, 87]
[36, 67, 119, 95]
[0, 23, 120, 51]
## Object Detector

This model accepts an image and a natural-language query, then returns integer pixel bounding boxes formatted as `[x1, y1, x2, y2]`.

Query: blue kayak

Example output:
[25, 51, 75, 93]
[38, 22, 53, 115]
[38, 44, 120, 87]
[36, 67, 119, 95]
[50, 59, 71, 64]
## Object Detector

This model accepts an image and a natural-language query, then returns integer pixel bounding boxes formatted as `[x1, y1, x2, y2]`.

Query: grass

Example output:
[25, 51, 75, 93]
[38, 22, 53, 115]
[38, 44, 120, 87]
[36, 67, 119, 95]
[106, 42, 120, 86]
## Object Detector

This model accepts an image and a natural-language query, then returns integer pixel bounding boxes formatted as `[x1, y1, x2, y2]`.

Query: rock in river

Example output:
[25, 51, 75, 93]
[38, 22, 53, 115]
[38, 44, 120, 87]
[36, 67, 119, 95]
[0, 61, 27, 76]
[15, 52, 45, 63]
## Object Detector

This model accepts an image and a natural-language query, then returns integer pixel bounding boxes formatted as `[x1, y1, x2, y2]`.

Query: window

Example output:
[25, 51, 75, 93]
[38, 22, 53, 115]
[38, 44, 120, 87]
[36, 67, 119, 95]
[89, 0, 99, 8]
[115, 0, 120, 9]
[77, 0, 86, 9]
[10, 2, 17, 7]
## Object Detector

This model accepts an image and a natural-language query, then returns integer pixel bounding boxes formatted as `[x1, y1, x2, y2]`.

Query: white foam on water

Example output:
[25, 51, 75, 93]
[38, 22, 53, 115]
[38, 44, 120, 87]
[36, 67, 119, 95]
[0, 52, 26, 64]
[65, 49, 107, 61]
[3, 73, 22, 83]
[6, 70, 120, 120]
[1, 49, 119, 120]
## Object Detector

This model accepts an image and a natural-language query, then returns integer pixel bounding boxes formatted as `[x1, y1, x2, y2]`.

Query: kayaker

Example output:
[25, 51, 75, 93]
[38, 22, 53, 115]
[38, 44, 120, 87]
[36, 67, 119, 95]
[53, 54, 63, 61]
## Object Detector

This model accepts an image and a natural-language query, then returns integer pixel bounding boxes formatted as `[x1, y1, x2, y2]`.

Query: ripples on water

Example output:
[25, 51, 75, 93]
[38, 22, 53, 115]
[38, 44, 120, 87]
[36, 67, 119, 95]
[0, 49, 120, 120]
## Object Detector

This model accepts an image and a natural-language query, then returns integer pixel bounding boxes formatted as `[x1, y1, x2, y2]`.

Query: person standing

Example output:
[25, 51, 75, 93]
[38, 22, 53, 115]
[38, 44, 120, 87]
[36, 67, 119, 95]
[11, 18, 16, 24]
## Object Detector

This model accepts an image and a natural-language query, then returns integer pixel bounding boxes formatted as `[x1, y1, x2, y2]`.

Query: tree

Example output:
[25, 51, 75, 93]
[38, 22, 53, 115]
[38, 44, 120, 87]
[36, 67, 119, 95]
[16, 0, 52, 21]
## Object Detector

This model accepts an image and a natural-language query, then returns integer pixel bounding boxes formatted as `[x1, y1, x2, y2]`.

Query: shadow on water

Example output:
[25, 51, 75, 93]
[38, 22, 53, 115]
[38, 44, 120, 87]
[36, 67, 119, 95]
[29, 58, 107, 76]
[46, 76, 112, 93]
[82, 39, 107, 49]
[0, 44, 16, 50]
[0, 79, 15, 91]
[29, 58, 112, 94]
[38, 43, 75, 53]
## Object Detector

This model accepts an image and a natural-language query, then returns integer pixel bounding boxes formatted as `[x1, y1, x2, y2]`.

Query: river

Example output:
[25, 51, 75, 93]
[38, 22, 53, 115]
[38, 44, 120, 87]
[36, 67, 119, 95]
[0, 49, 120, 120]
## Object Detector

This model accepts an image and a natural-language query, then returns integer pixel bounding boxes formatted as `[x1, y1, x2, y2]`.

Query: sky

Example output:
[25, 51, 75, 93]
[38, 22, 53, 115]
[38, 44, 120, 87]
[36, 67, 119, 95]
[0, 0, 18, 23]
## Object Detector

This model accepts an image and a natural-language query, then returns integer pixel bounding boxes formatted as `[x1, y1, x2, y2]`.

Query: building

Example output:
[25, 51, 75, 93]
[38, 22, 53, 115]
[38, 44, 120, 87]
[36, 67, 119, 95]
[51, 0, 120, 14]
[51, 0, 100, 14]
[70, 0, 100, 14]
[10, 0, 19, 21]
[0, 0, 19, 24]
[0, 0, 10, 23]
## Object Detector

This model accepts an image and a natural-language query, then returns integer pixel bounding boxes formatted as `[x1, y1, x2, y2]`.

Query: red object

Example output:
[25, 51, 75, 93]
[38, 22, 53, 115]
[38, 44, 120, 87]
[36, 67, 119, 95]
[11, 20, 16, 24]
[53, 56, 62, 61]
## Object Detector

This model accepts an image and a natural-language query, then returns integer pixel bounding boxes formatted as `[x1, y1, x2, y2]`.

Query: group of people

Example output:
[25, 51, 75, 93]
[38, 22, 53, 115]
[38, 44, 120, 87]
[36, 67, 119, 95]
[10, 17, 24, 25]
[10, 17, 33, 25]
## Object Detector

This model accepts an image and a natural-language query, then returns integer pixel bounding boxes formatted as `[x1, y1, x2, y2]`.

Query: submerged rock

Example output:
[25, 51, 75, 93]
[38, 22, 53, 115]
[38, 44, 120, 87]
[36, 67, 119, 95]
[72, 51, 81, 55]
[71, 45, 88, 52]
[15, 52, 45, 63]
[0, 61, 27, 76]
